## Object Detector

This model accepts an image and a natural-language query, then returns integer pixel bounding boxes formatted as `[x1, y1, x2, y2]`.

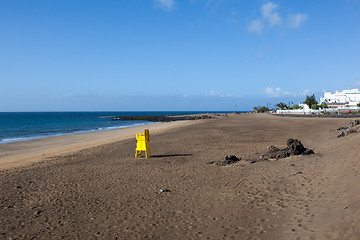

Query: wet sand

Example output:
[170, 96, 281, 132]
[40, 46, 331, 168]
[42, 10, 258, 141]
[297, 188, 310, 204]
[1, 113, 360, 239]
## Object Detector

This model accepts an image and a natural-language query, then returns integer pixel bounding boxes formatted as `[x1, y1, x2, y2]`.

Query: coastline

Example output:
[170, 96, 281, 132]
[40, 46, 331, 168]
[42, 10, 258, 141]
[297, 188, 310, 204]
[0, 120, 197, 170]
[0, 111, 231, 145]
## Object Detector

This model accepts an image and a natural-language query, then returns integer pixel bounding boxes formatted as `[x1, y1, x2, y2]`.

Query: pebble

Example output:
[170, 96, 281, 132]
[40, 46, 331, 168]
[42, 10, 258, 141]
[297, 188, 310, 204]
[160, 189, 171, 193]
[34, 210, 43, 215]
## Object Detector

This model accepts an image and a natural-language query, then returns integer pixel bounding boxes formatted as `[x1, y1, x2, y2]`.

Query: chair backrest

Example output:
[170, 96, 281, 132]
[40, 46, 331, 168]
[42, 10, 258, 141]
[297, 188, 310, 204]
[144, 129, 150, 142]
[136, 129, 150, 142]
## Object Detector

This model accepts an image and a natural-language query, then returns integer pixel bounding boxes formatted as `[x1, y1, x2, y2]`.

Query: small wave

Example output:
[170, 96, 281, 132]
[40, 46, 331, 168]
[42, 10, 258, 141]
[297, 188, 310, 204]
[0, 136, 45, 144]
[99, 116, 114, 119]
[0, 122, 154, 144]
[64, 129, 82, 133]
[96, 122, 149, 131]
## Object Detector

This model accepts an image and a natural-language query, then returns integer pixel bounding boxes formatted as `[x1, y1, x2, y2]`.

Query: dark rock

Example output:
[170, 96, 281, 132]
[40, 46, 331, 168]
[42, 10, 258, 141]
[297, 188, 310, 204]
[260, 139, 314, 160]
[160, 189, 171, 193]
[302, 149, 315, 155]
[336, 119, 359, 138]
[34, 210, 43, 215]
[261, 146, 289, 160]
[110, 114, 216, 122]
[347, 119, 360, 128]
[209, 155, 241, 166]
[275, 149, 290, 160]
[225, 155, 240, 161]
[221, 155, 241, 165]
[261, 146, 282, 160]
[287, 138, 306, 155]
[267, 146, 281, 156]
[337, 128, 357, 138]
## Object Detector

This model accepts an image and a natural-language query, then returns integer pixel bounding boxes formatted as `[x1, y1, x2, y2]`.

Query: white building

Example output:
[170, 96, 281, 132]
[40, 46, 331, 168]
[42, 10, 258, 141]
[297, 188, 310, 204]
[276, 103, 317, 114]
[320, 89, 360, 109]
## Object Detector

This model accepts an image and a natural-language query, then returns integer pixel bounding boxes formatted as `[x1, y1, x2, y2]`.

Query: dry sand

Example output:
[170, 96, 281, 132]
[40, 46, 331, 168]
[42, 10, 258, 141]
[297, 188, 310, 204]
[0, 121, 193, 170]
[1, 113, 360, 239]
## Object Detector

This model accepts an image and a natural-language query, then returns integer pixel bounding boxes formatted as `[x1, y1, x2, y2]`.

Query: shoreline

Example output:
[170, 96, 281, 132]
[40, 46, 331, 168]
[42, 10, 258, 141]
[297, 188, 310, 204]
[0, 112, 232, 145]
[0, 122, 154, 145]
[0, 119, 199, 170]
[110, 113, 227, 122]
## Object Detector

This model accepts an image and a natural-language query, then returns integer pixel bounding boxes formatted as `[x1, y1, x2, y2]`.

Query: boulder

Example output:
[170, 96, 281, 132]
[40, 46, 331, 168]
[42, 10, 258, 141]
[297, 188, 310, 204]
[260, 138, 314, 160]
[287, 138, 307, 155]
[302, 149, 315, 155]
[275, 149, 290, 160]
[208, 155, 241, 166]
[347, 119, 360, 128]
[336, 119, 359, 138]
[265, 146, 281, 159]
[337, 128, 357, 138]
[221, 155, 241, 165]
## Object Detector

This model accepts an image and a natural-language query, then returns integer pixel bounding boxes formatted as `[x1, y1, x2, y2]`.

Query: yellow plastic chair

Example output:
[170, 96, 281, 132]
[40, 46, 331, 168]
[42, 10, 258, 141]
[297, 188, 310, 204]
[135, 129, 151, 158]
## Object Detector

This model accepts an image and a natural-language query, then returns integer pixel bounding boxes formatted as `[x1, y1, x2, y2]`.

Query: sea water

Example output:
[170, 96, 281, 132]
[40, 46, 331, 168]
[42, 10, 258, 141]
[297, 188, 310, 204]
[0, 111, 233, 144]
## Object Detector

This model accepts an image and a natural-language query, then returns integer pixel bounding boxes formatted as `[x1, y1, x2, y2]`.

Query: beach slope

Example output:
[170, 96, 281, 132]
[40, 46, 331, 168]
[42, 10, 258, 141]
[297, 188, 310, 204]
[1, 114, 359, 239]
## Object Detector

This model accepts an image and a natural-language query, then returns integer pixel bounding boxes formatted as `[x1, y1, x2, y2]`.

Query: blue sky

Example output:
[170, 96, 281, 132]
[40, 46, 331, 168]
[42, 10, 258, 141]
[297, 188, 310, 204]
[1, 0, 360, 111]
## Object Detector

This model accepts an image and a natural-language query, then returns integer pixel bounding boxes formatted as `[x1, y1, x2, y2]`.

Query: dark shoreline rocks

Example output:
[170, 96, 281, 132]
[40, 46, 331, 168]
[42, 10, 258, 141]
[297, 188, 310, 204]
[110, 114, 216, 122]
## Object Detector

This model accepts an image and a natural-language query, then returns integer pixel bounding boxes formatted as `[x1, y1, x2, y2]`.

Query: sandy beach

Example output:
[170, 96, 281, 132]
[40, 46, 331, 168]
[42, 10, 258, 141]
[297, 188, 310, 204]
[1, 113, 360, 239]
[0, 120, 194, 170]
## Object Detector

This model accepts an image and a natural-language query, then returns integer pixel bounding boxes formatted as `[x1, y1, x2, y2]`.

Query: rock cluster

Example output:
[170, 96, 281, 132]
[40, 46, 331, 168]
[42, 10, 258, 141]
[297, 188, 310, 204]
[207, 155, 241, 166]
[337, 119, 359, 138]
[260, 138, 314, 160]
[347, 119, 360, 128]
[208, 139, 314, 166]
[111, 115, 213, 122]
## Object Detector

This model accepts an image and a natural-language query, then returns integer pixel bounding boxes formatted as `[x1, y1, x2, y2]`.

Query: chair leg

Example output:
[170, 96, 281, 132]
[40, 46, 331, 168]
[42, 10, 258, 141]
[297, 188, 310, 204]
[135, 149, 151, 158]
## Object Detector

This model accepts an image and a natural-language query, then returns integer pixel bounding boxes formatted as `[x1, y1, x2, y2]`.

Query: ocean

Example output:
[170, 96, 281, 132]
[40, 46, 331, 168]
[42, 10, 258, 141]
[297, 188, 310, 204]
[0, 111, 233, 144]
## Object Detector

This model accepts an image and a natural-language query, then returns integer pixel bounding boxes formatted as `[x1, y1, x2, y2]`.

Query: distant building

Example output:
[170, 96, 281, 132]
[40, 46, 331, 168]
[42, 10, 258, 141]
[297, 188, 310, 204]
[276, 89, 360, 114]
[299, 103, 310, 111]
[320, 89, 360, 109]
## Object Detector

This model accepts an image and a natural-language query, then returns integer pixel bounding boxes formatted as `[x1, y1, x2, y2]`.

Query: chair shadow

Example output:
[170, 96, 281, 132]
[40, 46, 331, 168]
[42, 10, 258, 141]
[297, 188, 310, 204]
[151, 154, 193, 158]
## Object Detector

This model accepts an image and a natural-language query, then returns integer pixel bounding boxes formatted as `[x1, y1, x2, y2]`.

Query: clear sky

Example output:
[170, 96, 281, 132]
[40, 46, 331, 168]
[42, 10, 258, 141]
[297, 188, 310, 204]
[1, 0, 360, 111]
